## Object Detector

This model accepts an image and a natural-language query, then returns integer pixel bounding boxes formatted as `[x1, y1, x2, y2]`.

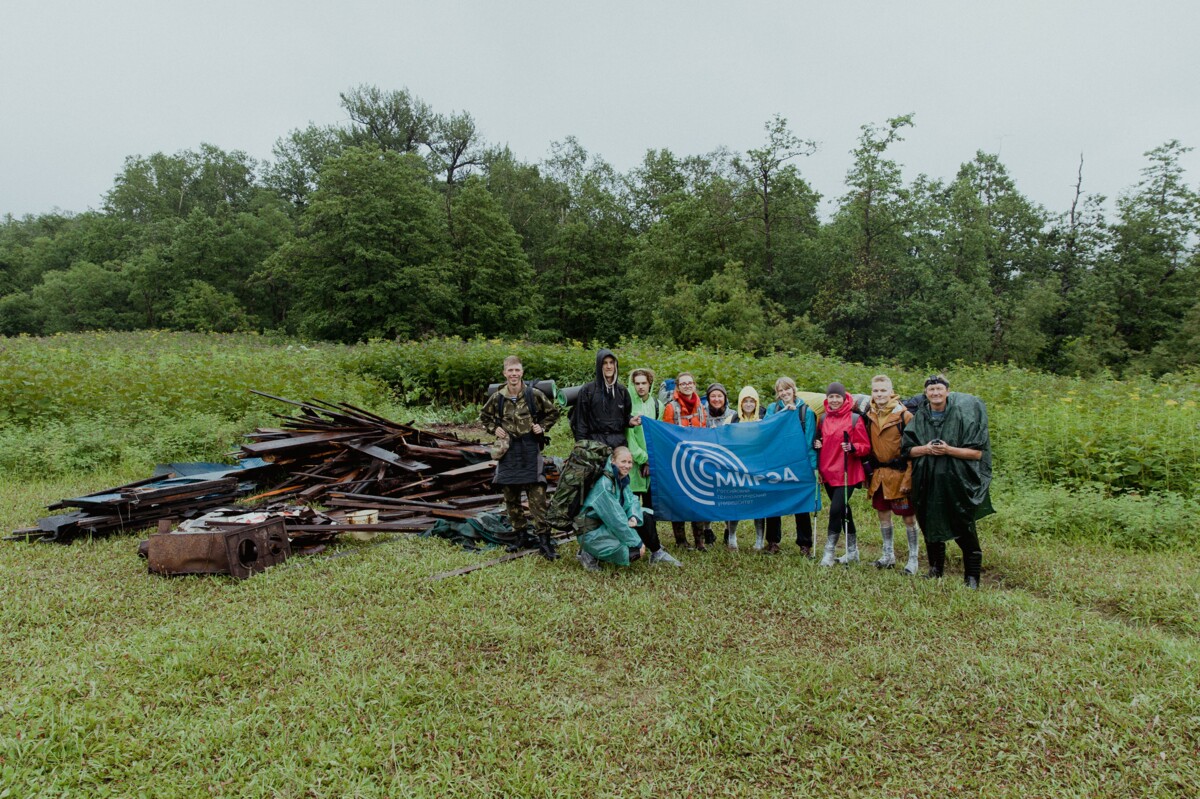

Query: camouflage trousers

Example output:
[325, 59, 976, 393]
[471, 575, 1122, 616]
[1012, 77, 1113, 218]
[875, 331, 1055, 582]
[545, 439, 613, 531]
[501, 483, 549, 535]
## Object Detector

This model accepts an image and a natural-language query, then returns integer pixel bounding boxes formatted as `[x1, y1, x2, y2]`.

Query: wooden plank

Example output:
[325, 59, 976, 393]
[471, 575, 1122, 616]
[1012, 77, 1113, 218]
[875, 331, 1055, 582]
[436, 461, 496, 478]
[240, 431, 361, 454]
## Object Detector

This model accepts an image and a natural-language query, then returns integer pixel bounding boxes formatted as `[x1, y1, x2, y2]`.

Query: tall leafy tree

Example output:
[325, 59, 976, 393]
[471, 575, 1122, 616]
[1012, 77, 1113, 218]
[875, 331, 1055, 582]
[339, 84, 434, 154]
[448, 177, 538, 336]
[1099, 140, 1200, 363]
[812, 116, 914, 359]
[284, 146, 456, 342]
[732, 115, 817, 279]
[538, 138, 633, 342]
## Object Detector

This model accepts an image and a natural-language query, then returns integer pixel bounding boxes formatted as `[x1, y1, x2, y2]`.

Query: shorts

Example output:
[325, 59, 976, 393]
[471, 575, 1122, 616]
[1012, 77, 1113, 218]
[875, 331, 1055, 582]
[871, 487, 911, 515]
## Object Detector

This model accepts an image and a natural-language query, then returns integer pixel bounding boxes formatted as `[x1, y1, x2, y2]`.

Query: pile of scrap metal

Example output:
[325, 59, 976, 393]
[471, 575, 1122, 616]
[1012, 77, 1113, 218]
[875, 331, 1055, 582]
[9, 392, 558, 578]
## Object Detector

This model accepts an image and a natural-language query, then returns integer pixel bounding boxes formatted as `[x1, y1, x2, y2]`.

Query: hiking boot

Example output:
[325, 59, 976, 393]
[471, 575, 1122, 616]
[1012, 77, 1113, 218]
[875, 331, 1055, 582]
[964, 575, 980, 590]
[799, 546, 812, 559]
[764, 542, 781, 554]
[693, 529, 708, 552]
[922, 566, 944, 579]
[577, 548, 601, 572]
[649, 549, 683, 567]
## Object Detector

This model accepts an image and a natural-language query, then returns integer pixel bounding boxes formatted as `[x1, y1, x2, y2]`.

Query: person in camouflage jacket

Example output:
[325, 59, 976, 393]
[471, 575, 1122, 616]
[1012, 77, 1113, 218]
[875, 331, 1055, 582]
[479, 355, 561, 560]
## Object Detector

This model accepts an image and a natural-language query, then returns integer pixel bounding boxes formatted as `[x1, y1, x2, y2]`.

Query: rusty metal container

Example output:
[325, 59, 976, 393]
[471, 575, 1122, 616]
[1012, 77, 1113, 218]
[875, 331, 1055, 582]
[146, 519, 291, 579]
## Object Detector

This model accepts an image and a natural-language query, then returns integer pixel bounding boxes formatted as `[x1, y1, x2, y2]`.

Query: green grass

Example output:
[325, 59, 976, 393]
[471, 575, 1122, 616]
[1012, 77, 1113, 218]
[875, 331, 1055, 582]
[3, 473, 1198, 798]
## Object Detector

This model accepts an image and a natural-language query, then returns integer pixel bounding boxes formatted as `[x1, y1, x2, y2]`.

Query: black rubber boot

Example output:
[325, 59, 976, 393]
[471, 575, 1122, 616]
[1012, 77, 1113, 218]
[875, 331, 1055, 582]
[537, 533, 560, 561]
[923, 542, 945, 579]
[964, 550, 982, 589]
[506, 529, 527, 553]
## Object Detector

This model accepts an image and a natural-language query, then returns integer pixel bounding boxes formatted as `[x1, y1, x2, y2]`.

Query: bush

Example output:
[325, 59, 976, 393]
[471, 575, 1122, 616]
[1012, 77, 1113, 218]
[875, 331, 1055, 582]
[989, 479, 1198, 550]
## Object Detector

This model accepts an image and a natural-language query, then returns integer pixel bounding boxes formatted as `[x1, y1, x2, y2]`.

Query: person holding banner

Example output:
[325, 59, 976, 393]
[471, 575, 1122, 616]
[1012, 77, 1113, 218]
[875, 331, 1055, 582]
[626, 368, 682, 567]
[705, 382, 740, 550]
[662, 372, 709, 551]
[814, 382, 872, 566]
[762, 376, 819, 555]
[574, 447, 646, 571]
[735, 385, 768, 551]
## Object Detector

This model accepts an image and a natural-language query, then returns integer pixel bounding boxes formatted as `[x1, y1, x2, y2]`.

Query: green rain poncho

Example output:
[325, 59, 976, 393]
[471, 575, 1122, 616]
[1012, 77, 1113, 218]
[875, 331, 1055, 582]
[901, 392, 995, 543]
[575, 465, 645, 566]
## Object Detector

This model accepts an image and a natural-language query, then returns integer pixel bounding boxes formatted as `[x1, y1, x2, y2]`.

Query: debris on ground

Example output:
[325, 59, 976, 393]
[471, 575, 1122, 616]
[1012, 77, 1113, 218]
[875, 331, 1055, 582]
[8, 392, 560, 579]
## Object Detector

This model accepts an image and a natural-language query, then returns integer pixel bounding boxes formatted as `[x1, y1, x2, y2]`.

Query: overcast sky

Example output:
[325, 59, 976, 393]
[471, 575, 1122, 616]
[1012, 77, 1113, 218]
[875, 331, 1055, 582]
[2, 0, 1197, 220]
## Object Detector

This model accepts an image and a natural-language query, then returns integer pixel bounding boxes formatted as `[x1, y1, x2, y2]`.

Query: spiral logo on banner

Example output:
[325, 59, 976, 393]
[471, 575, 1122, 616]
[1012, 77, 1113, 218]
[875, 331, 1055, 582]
[670, 441, 749, 506]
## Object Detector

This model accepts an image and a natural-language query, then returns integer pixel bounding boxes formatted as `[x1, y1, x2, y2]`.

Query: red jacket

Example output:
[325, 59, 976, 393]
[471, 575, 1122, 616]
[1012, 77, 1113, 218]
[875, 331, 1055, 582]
[817, 398, 872, 486]
[662, 390, 708, 428]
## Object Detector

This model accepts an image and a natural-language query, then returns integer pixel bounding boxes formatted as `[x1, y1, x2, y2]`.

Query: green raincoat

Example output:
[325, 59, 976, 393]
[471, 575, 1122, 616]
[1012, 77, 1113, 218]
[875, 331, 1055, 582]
[901, 392, 995, 543]
[575, 465, 645, 566]
[626, 375, 664, 494]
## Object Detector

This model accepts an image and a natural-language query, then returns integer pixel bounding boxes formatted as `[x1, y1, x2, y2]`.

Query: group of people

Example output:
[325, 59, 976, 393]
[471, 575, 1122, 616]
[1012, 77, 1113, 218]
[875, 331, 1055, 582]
[480, 348, 993, 589]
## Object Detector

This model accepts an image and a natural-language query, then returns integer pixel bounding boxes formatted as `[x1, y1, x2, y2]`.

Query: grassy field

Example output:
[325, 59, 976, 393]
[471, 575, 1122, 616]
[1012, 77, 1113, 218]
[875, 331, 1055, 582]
[3, 471, 1198, 798]
[2, 333, 1199, 796]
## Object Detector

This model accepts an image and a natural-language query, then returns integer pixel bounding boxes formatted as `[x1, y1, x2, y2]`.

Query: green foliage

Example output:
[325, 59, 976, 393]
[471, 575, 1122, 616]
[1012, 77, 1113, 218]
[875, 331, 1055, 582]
[166, 280, 249, 333]
[992, 478, 1199, 550]
[0, 331, 392, 427]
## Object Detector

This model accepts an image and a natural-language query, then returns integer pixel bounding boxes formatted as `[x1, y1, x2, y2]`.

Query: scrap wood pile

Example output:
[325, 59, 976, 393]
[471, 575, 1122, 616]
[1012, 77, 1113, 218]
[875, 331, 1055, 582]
[8, 466, 264, 544]
[10, 392, 554, 550]
[237, 391, 523, 531]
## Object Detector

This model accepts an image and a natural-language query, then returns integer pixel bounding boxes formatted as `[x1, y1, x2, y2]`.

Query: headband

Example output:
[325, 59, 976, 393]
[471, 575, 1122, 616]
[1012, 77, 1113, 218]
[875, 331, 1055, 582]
[924, 375, 949, 388]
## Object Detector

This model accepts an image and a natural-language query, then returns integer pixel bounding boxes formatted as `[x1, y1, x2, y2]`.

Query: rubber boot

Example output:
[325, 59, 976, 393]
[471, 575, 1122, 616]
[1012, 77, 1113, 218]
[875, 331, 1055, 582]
[819, 532, 839, 567]
[649, 548, 683, 567]
[693, 526, 708, 552]
[673, 522, 690, 549]
[577, 547, 601, 572]
[537, 533, 560, 561]
[923, 542, 945, 579]
[506, 528, 526, 553]
[903, 525, 920, 575]
[725, 521, 738, 551]
[754, 520, 765, 551]
[874, 524, 895, 569]
[836, 531, 859, 565]
[964, 549, 982, 590]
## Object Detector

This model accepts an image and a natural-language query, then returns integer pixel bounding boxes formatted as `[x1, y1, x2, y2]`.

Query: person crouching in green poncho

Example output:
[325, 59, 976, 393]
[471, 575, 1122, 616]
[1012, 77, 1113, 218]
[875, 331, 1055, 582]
[901, 374, 994, 589]
[574, 446, 647, 572]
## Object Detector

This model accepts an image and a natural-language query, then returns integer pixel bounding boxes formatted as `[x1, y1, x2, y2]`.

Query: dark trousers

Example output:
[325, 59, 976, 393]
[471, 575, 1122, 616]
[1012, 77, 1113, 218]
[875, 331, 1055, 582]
[825, 483, 858, 537]
[765, 514, 813, 547]
[632, 489, 662, 553]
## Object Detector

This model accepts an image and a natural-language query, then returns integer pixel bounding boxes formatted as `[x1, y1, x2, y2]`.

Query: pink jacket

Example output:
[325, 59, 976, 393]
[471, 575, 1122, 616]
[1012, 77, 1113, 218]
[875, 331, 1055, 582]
[817, 398, 872, 486]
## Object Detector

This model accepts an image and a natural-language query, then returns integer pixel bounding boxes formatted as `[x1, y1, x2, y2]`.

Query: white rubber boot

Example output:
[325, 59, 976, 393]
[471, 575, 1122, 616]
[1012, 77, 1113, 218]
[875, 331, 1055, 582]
[819, 532, 839, 567]
[874, 524, 896, 569]
[903, 524, 920, 575]
[836, 532, 859, 565]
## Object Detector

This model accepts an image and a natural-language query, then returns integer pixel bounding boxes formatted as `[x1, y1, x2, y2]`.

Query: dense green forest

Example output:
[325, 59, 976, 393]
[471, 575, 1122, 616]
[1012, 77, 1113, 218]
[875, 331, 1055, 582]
[3, 85, 1198, 376]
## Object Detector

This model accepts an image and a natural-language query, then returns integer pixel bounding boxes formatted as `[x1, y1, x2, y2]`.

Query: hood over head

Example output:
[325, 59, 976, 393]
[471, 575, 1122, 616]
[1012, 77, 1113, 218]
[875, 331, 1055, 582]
[737, 385, 761, 422]
[594, 348, 619, 391]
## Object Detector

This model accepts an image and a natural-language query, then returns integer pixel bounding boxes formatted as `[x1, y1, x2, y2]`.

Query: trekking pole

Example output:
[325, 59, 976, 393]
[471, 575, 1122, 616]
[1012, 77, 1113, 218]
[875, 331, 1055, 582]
[842, 430, 851, 545]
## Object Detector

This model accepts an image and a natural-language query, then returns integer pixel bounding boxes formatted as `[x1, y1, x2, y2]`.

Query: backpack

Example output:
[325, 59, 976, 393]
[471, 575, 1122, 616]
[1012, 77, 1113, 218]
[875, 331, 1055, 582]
[545, 439, 613, 532]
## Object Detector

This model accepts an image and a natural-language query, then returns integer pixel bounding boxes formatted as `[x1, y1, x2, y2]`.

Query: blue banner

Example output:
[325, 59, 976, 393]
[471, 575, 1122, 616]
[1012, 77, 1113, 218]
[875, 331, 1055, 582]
[643, 412, 821, 522]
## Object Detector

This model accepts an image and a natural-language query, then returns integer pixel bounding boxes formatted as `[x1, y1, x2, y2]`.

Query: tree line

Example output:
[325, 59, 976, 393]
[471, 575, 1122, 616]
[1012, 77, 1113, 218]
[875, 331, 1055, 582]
[2, 85, 1198, 376]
